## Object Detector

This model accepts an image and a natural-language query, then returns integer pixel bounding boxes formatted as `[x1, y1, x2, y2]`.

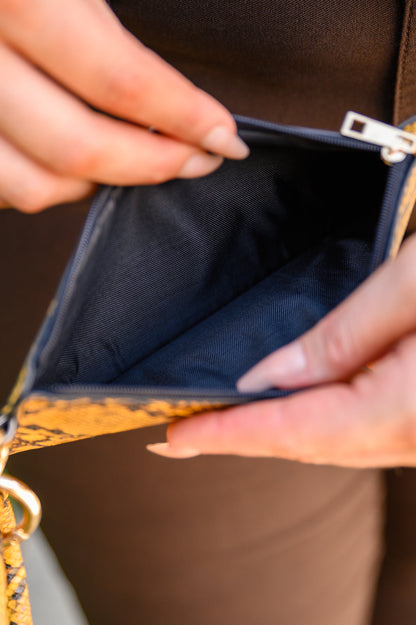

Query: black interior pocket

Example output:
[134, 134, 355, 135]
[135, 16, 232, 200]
[36, 135, 387, 391]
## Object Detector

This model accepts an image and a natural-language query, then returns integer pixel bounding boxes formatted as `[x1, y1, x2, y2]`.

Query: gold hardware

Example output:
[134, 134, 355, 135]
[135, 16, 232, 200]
[0, 414, 41, 545]
[0, 476, 41, 546]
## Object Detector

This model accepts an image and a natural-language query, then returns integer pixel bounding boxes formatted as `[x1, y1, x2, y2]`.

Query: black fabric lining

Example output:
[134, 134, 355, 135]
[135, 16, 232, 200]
[111, 237, 371, 390]
[35, 137, 387, 391]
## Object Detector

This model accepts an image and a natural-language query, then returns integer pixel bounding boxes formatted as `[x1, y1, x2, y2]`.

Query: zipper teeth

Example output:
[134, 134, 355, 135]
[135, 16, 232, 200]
[48, 384, 240, 397]
[372, 170, 398, 266]
[235, 115, 381, 151]
[42, 384, 282, 401]
[28, 117, 407, 397]
[371, 155, 414, 269]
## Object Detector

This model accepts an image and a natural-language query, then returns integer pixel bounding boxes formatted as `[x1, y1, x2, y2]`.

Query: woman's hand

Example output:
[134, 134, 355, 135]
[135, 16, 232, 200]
[0, 0, 247, 212]
[148, 233, 416, 468]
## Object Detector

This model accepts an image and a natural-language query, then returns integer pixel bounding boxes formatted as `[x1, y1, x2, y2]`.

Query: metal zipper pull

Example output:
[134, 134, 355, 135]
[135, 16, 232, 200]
[340, 111, 416, 164]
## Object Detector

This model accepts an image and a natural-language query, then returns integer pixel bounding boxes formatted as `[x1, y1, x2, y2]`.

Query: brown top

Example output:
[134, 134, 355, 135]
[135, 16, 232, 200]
[111, 0, 404, 129]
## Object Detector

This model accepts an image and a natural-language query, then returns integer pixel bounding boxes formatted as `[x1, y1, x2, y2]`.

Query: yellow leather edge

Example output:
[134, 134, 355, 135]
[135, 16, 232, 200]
[11, 395, 226, 454]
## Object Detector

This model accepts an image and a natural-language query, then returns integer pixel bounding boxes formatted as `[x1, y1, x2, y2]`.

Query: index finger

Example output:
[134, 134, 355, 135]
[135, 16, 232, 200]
[0, 0, 248, 159]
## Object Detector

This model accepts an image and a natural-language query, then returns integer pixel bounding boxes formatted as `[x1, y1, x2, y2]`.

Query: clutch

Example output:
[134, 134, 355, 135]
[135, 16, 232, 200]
[1, 111, 416, 624]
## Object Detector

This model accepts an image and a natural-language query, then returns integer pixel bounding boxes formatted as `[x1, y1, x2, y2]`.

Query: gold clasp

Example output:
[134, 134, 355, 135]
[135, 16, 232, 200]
[0, 476, 41, 546]
[0, 414, 41, 545]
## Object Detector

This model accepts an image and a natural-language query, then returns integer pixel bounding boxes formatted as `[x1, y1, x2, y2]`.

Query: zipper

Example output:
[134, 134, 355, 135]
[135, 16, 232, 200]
[340, 111, 416, 164]
[39, 383, 285, 403]
[339, 111, 416, 269]
[235, 114, 381, 152]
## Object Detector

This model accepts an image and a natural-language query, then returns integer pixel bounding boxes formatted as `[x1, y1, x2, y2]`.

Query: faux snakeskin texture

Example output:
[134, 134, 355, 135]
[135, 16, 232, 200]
[0, 495, 32, 625]
[10, 395, 228, 454]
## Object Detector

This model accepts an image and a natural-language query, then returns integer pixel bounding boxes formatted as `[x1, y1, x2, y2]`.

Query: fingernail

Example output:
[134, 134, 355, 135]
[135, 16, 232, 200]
[236, 372, 273, 393]
[237, 341, 307, 392]
[146, 442, 201, 459]
[201, 126, 250, 160]
[178, 153, 224, 178]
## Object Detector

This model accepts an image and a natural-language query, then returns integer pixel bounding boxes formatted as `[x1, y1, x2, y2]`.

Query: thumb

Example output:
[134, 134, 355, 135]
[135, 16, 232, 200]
[238, 235, 416, 392]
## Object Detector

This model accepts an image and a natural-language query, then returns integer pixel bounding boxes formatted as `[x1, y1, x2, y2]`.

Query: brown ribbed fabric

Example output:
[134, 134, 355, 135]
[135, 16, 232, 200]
[5, 1, 416, 624]
[112, 0, 403, 128]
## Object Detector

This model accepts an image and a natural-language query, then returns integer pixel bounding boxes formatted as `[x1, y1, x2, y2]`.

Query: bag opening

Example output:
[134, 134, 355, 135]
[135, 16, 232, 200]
[35, 134, 387, 391]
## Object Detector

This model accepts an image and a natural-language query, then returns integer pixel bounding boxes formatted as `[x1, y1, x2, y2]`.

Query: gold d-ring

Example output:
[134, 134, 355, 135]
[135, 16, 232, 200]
[0, 475, 41, 545]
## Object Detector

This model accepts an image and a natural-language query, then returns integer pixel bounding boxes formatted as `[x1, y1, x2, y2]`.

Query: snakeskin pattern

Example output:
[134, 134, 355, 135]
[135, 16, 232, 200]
[10, 395, 229, 454]
[0, 495, 32, 625]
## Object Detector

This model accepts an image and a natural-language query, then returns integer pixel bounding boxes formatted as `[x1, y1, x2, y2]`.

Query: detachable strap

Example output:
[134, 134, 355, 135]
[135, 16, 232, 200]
[0, 495, 32, 625]
[394, 0, 416, 124]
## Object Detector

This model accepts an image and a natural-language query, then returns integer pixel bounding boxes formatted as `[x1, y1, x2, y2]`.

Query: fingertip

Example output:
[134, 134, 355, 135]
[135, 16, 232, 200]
[237, 341, 308, 391]
[201, 125, 250, 160]
[146, 442, 201, 459]
[236, 371, 273, 393]
[177, 153, 224, 178]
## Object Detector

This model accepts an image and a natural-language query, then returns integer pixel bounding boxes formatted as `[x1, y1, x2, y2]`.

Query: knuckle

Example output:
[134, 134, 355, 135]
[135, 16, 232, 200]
[3, 170, 68, 213]
[396, 345, 416, 444]
[54, 134, 101, 178]
[396, 252, 416, 305]
[393, 398, 416, 454]
[143, 166, 170, 185]
[144, 151, 186, 185]
[166, 94, 205, 135]
[0, 0, 26, 17]
[362, 341, 416, 454]
[10, 183, 53, 213]
[399, 407, 416, 449]
[322, 320, 356, 373]
[98, 63, 149, 112]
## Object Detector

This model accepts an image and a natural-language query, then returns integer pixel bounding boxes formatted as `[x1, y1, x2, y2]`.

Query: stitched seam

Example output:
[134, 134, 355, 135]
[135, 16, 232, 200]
[394, 0, 414, 123]
[402, 2, 414, 112]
